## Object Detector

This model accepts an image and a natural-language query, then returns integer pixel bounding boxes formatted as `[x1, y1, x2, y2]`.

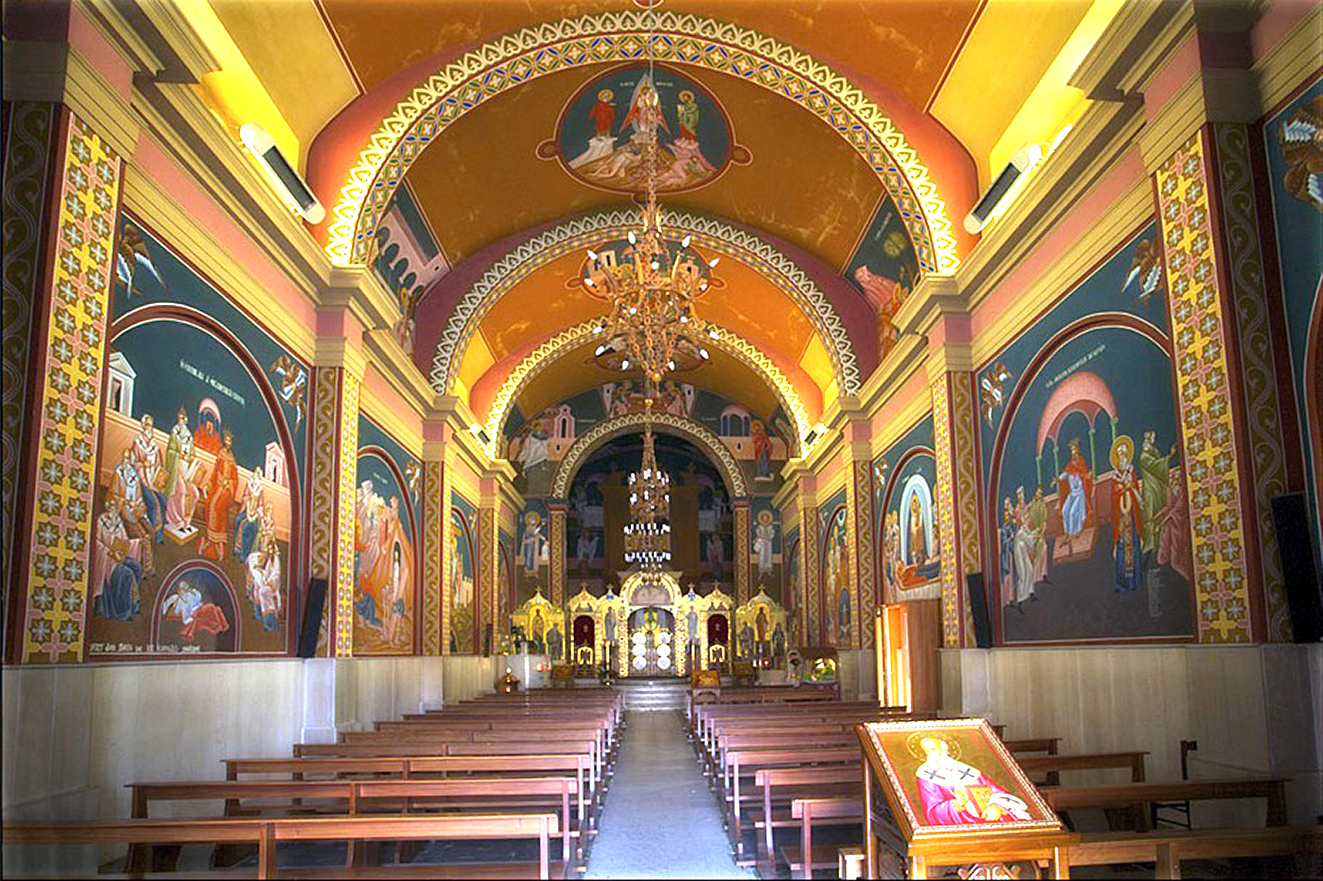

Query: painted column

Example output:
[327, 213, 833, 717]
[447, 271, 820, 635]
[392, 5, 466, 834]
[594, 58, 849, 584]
[844, 424, 875, 650]
[13, 111, 124, 663]
[927, 341, 980, 649]
[479, 474, 500, 655]
[734, 499, 751, 604]
[797, 478, 819, 647]
[549, 503, 566, 606]
[438, 438, 456, 653]
[420, 428, 444, 655]
[308, 320, 365, 658]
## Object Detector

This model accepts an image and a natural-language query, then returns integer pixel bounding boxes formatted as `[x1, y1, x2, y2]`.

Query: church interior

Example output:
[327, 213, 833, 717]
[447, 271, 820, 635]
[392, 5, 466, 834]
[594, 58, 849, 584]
[3, 0, 1322, 877]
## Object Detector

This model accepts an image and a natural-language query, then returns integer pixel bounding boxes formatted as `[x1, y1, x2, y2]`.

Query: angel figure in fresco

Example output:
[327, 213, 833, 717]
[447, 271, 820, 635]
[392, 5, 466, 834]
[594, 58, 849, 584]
[980, 362, 1012, 425]
[913, 734, 1031, 826]
[164, 407, 201, 535]
[1056, 438, 1092, 553]
[246, 534, 283, 632]
[1122, 238, 1164, 305]
[232, 468, 265, 561]
[269, 355, 307, 428]
[92, 485, 143, 621]
[1278, 95, 1323, 212]
[130, 413, 168, 542]
[199, 429, 239, 561]
[115, 223, 166, 296]
[404, 461, 422, 500]
[1111, 436, 1144, 593]
[162, 580, 229, 641]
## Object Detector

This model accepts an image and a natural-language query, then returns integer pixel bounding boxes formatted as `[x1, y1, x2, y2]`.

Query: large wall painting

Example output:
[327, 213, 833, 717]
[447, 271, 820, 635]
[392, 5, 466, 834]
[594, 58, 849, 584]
[750, 498, 782, 603]
[846, 193, 921, 358]
[874, 415, 942, 605]
[819, 488, 850, 647]
[544, 62, 744, 195]
[88, 217, 308, 657]
[977, 224, 1195, 644]
[450, 493, 478, 653]
[353, 417, 421, 655]
[1263, 76, 1323, 565]
[516, 497, 550, 606]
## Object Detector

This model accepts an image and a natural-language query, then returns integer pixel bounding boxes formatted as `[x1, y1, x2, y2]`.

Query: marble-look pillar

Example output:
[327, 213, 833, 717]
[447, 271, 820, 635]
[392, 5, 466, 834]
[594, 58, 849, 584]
[844, 427, 875, 649]
[549, 503, 567, 606]
[928, 343, 979, 649]
[420, 439, 444, 656]
[734, 500, 751, 604]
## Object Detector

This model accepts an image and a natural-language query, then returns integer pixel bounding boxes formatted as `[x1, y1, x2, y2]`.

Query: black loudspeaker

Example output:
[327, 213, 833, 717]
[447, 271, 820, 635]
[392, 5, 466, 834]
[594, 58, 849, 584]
[483, 624, 493, 657]
[297, 577, 329, 658]
[1271, 493, 1323, 642]
[966, 572, 993, 648]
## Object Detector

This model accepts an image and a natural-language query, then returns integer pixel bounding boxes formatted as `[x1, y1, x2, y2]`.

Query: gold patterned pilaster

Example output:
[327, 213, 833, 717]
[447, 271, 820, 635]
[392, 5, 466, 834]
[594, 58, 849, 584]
[332, 374, 360, 657]
[849, 456, 876, 649]
[949, 370, 981, 645]
[307, 365, 360, 657]
[479, 504, 497, 653]
[841, 458, 862, 650]
[799, 491, 820, 646]
[1209, 122, 1290, 640]
[18, 112, 121, 663]
[421, 454, 443, 655]
[1155, 130, 1254, 643]
[734, 501, 751, 605]
[438, 445, 455, 654]
[549, 505, 566, 606]
[930, 374, 963, 648]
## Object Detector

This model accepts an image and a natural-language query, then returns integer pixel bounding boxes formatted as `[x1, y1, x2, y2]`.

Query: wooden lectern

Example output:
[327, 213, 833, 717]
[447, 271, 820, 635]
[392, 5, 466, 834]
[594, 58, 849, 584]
[856, 718, 1076, 879]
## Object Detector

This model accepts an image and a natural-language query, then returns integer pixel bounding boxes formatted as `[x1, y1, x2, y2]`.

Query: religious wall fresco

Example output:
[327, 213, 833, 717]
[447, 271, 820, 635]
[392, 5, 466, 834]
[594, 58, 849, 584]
[353, 417, 421, 655]
[89, 217, 308, 657]
[846, 193, 921, 358]
[371, 183, 448, 356]
[818, 488, 850, 647]
[1264, 75, 1323, 564]
[873, 416, 942, 605]
[515, 497, 550, 605]
[977, 224, 1195, 643]
[546, 62, 741, 194]
[450, 493, 478, 653]
[750, 498, 782, 603]
[504, 380, 789, 497]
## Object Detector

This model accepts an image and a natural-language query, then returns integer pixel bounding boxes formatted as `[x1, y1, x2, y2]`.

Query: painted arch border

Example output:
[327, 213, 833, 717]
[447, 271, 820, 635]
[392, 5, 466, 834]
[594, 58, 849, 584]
[324, 10, 960, 275]
[486, 318, 812, 461]
[432, 208, 862, 398]
[550, 412, 747, 499]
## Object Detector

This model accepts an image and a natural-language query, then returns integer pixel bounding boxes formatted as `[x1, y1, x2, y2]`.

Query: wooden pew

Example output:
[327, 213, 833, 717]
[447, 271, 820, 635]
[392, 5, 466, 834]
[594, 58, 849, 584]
[723, 747, 860, 861]
[4, 812, 564, 879]
[1072, 825, 1323, 877]
[1016, 751, 1147, 786]
[783, 796, 864, 880]
[1043, 777, 1289, 832]
[752, 767, 861, 875]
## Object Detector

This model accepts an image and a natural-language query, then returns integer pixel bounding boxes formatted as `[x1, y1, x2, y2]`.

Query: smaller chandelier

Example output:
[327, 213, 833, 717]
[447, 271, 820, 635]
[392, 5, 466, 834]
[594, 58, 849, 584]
[624, 412, 672, 569]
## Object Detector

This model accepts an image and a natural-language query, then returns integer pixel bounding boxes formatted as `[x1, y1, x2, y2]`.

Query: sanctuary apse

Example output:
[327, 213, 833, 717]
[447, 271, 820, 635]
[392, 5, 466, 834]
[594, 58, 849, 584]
[2, 0, 1322, 877]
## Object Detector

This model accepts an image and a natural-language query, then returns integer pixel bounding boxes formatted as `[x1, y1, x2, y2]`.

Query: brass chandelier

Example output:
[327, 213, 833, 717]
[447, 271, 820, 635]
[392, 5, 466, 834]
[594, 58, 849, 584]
[623, 416, 672, 569]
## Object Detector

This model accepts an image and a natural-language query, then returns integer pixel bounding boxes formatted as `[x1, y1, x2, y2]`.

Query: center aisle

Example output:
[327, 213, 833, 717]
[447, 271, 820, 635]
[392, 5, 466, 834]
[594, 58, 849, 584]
[586, 710, 755, 879]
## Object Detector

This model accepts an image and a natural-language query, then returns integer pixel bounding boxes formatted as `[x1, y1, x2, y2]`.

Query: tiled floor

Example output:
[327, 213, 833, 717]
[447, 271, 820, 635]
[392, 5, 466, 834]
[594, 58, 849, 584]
[585, 711, 755, 879]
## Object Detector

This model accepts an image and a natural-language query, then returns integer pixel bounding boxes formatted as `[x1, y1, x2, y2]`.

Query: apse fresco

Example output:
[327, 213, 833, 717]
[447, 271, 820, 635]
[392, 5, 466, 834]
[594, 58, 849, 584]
[565, 433, 734, 597]
[977, 225, 1195, 644]
[818, 488, 849, 647]
[874, 416, 942, 605]
[353, 418, 421, 655]
[846, 193, 921, 357]
[450, 494, 478, 653]
[1263, 75, 1323, 562]
[90, 217, 307, 657]
[505, 380, 790, 497]
[550, 62, 734, 194]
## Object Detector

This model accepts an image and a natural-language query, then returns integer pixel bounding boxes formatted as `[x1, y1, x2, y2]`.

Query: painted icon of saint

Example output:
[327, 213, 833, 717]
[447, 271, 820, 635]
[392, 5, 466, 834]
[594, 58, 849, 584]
[912, 734, 1031, 826]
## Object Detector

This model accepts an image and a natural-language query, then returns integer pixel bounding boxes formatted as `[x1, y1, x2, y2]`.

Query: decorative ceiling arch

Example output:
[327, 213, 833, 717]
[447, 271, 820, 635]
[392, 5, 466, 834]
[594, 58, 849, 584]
[323, 9, 960, 275]
[431, 208, 862, 398]
[550, 412, 747, 499]
[485, 319, 812, 460]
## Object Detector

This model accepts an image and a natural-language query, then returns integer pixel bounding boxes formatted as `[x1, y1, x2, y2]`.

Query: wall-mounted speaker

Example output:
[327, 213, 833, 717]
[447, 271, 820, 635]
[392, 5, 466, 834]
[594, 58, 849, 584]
[966, 572, 993, 648]
[963, 144, 1042, 234]
[1271, 493, 1322, 642]
[297, 577, 328, 658]
[240, 123, 325, 223]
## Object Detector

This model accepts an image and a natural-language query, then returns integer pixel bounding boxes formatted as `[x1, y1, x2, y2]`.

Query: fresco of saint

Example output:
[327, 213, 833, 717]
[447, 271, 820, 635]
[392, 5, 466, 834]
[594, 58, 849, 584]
[1056, 438, 1092, 552]
[1111, 435, 1143, 593]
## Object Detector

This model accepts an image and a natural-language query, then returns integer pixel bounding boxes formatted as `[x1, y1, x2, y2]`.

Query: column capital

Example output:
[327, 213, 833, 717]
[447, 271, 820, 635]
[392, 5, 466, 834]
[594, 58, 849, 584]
[925, 342, 974, 383]
[895, 273, 965, 338]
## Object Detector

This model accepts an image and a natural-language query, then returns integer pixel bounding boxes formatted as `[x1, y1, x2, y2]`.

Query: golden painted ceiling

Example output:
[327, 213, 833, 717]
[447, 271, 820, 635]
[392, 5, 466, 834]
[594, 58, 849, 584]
[205, 0, 1106, 447]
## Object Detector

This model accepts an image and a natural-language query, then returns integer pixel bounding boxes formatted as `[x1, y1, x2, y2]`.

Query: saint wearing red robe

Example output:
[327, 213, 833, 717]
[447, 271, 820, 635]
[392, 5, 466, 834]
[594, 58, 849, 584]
[588, 88, 615, 137]
[914, 735, 1032, 826]
[199, 429, 239, 560]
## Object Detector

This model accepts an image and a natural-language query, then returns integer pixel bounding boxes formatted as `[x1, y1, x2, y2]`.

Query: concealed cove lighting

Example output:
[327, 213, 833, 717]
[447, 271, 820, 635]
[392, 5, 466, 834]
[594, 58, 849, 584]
[239, 123, 324, 224]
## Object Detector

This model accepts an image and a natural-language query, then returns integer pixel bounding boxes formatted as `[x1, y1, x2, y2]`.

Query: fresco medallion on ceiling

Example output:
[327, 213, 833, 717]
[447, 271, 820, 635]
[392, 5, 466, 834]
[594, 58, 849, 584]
[538, 63, 749, 195]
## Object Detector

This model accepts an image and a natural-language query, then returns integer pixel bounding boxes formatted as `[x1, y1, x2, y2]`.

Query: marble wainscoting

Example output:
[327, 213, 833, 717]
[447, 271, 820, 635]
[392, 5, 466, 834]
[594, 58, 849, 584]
[941, 643, 1323, 826]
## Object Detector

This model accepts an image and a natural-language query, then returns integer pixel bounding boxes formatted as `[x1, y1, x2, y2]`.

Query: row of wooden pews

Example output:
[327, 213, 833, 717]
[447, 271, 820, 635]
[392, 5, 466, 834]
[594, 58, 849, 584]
[765, 714, 1319, 878]
[4, 686, 624, 879]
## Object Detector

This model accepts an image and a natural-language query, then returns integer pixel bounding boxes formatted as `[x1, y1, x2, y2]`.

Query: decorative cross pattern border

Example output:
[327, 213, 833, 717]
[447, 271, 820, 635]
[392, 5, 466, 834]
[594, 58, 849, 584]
[21, 113, 121, 663]
[324, 11, 959, 276]
[931, 375, 962, 648]
[1155, 131, 1252, 643]
[484, 317, 813, 458]
[431, 209, 862, 399]
[1211, 122, 1289, 641]
[549, 411, 748, 498]
[333, 373, 361, 656]
[852, 458, 876, 649]
[843, 461, 862, 649]
[801, 504, 820, 646]
[421, 458, 443, 654]
[2, 102, 55, 640]
[480, 506, 497, 648]
[734, 502, 751, 605]
[950, 370, 981, 645]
